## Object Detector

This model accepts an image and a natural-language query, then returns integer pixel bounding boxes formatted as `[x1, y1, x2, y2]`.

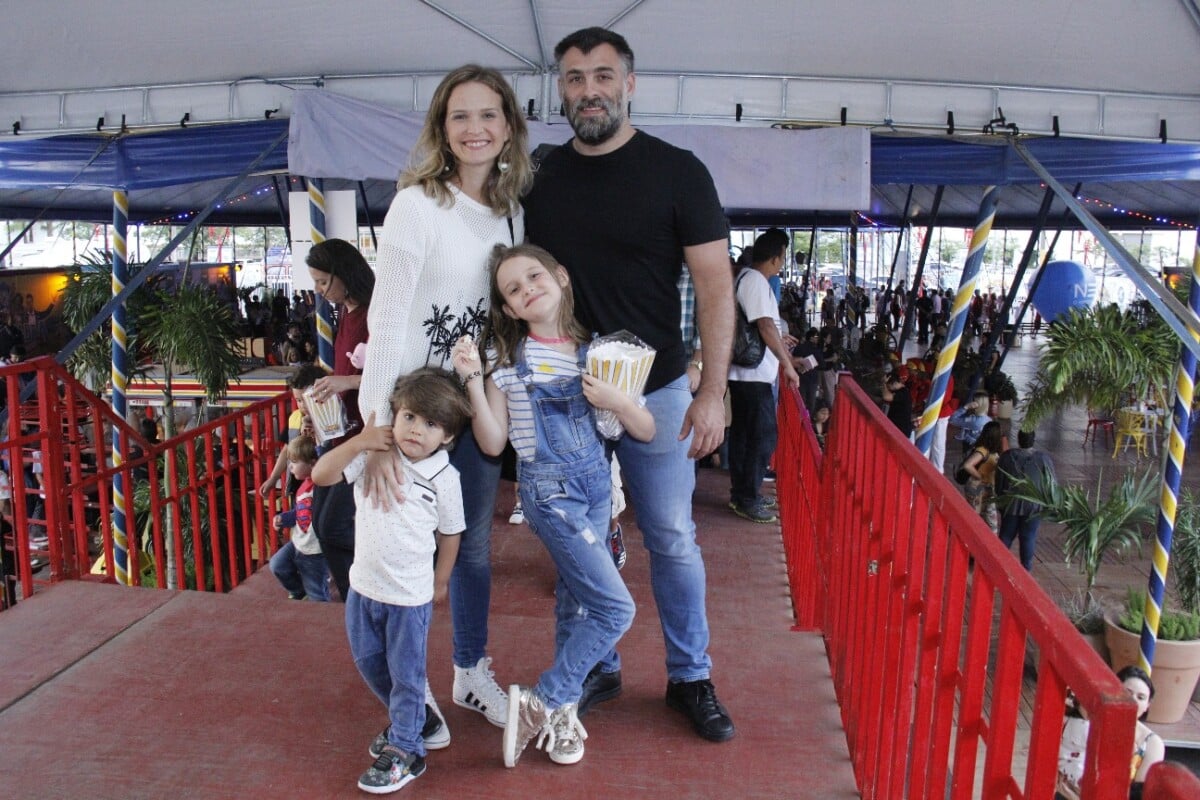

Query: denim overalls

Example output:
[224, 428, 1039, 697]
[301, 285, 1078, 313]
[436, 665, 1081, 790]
[513, 340, 635, 708]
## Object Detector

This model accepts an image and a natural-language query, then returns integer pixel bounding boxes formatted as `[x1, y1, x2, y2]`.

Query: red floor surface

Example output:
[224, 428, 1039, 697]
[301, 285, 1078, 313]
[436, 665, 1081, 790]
[0, 467, 858, 800]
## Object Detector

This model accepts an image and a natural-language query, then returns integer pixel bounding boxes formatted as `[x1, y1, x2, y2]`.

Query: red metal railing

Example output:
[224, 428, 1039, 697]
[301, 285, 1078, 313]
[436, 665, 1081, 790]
[1, 357, 290, 607]
[777, 375, 1199, 800]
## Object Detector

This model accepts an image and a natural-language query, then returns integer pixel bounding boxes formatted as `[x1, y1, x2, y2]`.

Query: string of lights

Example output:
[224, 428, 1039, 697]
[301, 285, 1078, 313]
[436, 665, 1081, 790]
[143, 176, 304, 226]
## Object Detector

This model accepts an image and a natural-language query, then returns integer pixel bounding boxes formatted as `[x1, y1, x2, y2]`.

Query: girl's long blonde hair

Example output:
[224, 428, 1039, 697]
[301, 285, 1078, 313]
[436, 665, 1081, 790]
[483, 243, 589, 369]
[399, 65, 532, 216]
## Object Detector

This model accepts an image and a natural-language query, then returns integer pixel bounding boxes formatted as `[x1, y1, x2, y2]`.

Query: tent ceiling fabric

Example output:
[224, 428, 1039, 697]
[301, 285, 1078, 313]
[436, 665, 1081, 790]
[2, 1, 1200, 231]
[2, 1, 1199, 140]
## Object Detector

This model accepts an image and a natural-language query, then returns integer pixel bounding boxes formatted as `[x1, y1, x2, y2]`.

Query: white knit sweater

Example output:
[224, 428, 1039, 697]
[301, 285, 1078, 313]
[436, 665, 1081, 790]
[359, 183, 523, 424]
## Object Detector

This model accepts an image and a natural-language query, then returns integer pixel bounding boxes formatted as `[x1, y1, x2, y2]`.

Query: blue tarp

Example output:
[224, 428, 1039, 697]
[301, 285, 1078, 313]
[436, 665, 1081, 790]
[0, 109, 1199, 224]
[0, 119, 289, 191]
[870, 135, 1200, 185]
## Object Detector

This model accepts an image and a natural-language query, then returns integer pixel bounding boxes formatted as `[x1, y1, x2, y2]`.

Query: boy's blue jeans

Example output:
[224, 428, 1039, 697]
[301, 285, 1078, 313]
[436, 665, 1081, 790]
[345, 589, 430, 756]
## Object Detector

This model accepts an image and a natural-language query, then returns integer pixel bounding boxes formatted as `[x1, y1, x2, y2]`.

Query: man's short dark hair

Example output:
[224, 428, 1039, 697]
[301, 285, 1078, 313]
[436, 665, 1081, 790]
[752, 228, 789, 265]
[554, 27, 635, 73]
[1017, 429, 1036, 448]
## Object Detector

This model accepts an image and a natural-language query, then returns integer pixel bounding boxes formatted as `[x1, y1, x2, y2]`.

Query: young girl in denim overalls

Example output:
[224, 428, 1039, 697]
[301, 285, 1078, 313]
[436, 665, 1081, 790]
[451, 243, 655, 770]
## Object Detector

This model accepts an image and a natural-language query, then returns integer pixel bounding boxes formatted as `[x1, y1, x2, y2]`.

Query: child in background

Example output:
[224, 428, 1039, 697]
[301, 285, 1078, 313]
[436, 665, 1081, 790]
[258, 364, 325, 502]
[268, 436, 329, 601]
[451, 243, 652, 769]
[312, 367, 470, 795]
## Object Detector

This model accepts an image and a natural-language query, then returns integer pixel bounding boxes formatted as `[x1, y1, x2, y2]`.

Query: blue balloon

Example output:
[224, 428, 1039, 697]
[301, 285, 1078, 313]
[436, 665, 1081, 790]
[1031, 260, 1094, 322]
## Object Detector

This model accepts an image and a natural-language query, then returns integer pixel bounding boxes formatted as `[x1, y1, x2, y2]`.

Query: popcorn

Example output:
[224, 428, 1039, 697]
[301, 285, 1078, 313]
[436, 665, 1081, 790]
[304, 386, 348, 445]
[586, 330, 656, 440]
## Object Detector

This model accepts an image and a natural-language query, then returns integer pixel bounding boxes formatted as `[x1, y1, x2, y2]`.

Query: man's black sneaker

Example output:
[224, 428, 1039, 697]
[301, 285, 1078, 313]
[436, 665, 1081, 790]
[577, 665, 622, 717]
[730, 501, 777, 524]
[665, 678, 736, 742]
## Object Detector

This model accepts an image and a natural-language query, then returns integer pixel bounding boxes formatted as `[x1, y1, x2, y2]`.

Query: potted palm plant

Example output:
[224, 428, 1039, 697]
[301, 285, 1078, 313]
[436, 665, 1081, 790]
[1021, 304, 1176, 426]
[1103, 490, 1200, 723]
[1105, 586, 1200, 723]
[61, 256, 243, 589]
[999, 469, 1157, 652]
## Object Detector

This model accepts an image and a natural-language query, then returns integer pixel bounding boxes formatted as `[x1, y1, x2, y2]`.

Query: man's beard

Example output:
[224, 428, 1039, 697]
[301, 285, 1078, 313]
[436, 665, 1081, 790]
[566, 94, 625, 146]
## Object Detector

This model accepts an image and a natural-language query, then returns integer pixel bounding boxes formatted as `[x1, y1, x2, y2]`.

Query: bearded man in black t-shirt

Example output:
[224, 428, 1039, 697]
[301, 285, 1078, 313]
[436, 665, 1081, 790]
[524, 26, 736, 744]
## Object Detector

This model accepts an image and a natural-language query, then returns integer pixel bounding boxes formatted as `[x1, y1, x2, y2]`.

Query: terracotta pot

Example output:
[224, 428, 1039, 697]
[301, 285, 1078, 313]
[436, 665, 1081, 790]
[1104, 614, 1200, 724]
[1080, 631, 1109, 664]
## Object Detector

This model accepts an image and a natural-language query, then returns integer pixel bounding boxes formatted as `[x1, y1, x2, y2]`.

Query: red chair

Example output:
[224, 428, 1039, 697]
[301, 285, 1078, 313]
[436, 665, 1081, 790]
[1083, 409, 1115, 448]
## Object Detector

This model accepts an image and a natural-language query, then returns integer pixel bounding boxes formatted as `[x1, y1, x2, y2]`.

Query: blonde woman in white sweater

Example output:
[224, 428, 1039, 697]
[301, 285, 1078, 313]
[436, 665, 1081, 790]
[356, 65, 533, 732]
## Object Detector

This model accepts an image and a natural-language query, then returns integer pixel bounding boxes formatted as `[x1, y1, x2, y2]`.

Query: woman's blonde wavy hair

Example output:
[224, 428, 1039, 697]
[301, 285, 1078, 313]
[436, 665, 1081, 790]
[399, 65, 532, 216]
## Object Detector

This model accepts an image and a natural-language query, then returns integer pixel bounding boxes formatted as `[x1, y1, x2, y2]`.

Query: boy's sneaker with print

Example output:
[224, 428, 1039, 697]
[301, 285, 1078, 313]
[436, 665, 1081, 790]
[367, 703, 448, 761]
[357, 746, 425, 794]
[609, 524, 627, 570]
[453, 656, 508, 727]
[545, 703, 588, 765]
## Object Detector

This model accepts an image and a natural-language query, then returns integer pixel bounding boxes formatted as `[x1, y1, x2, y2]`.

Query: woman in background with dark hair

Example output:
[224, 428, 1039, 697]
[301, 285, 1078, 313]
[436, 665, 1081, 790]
[305, 237, 375, 603]
[1056, 665, 1164, 800]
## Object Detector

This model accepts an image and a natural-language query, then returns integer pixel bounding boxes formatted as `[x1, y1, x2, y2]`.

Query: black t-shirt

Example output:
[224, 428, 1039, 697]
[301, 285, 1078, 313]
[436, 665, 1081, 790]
[524, 131, 728, 392]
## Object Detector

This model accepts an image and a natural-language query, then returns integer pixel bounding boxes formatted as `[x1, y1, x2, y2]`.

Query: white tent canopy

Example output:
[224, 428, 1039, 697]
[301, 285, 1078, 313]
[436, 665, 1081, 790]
[3, 0, 1199, 142]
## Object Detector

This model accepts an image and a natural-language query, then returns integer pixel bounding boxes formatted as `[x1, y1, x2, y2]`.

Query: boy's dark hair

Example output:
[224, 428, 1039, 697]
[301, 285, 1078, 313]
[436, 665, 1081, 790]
[752, 227, 789, 265]
[289, 364, 328, 391]
[389, 368, 473, 443]
[1017, 429, 1036, 449]
[554, 26, 635, 73]
[286, 435, 318, 465]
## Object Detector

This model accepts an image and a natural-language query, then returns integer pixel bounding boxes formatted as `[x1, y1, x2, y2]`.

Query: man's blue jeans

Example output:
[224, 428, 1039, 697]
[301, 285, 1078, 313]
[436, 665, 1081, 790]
[612, 375, 713, 681]
[345, 590, 431, 756]
[998, 513, 1041, 571]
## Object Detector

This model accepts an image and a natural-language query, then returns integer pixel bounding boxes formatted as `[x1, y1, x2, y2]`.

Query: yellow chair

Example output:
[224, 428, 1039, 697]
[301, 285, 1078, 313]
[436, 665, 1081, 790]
[1113, 409, 1148, 458]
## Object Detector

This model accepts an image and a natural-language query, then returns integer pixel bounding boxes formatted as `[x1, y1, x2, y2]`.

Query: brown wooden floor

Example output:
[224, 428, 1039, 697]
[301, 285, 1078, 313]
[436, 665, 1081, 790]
[0, 467, 858, 800]
[930, 335, 1200, 751]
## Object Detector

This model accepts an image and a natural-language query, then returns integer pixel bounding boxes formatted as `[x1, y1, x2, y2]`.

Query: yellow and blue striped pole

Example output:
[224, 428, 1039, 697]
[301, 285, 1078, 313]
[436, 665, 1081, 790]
[111, 189, 130, 585]
[307, 178, 334, 372]
[1140, 240, 1200, 674]
[915, 186, 1001, 456]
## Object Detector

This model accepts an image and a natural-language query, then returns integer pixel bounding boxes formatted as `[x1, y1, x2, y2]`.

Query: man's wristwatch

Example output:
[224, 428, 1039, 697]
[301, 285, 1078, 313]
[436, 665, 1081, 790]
[688, 360, 703, 372]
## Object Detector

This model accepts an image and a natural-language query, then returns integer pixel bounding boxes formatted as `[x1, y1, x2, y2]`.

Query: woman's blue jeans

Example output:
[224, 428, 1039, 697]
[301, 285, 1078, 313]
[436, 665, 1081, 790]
[448, 428, 501, 668]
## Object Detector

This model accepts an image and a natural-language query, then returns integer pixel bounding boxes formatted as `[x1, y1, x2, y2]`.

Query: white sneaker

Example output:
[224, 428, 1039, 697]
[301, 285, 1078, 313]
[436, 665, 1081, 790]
[453, 656, 509, 727]
[508, 504, 524, 525]
[423, 680, 451, 750]
[544, 703, 587, 765]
